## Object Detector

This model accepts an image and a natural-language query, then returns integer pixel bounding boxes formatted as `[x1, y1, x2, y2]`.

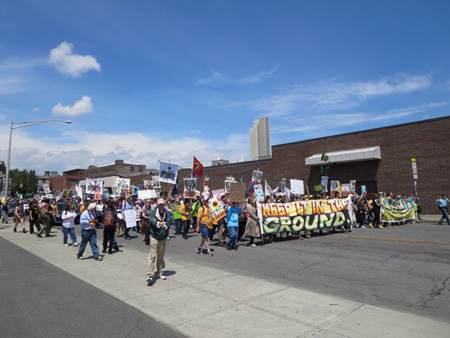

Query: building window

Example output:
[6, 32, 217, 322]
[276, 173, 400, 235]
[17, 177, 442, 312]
[130, 166, 135, 171]
[139, 167, 143, 172]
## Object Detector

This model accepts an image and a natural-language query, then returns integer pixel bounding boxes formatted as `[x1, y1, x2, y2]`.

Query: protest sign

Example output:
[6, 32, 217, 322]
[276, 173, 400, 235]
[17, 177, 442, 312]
[43, 184, 51, 194]
[229, 182, 246, 202]
[290, 179, 304, 195]
[183, 178, 197, 199]
[254, 184, 265, 202]
[94, 192, 101, 200]
[265, 180, 272, 196]
[212, 189, 225, 200]
[75, 184, 83, 198]
[124, 209, 137, 229]
[341, 184, 350, 194]
[380, 197, 415, 223]
[86, 179, 103, 195]
[361, 185, 366, 193]
[349, 180, 356, 192]
[252, 170, 263, 183]
[138, 190, 156, 200]
[321, 176, 328, 193]
[257, 197, 351, 235]
[209, 198, 226, 221]
[114, 178, 130, 196]
[158, 161, 179, 184]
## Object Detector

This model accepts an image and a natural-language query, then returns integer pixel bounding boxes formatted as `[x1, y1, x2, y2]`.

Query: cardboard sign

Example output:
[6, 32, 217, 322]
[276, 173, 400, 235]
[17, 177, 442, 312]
[228, 182, 246, 202]
[138, 190, 156, 200]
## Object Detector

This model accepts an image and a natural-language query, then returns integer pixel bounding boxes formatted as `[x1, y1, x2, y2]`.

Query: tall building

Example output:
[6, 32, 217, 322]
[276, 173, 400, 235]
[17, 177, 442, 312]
[250, 117, 271, 160]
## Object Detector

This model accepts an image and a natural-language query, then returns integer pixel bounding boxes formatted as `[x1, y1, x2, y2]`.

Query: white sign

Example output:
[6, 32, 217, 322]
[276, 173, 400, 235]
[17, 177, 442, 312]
[158, 161, 179, 184]
[138, 190, 156, 200]
[86, 178, 103, 194]
[411, 159, 418, 180]
[290, 179, 304, 195]
[124, 209, 137, 229]
[252, 170, 263, 183]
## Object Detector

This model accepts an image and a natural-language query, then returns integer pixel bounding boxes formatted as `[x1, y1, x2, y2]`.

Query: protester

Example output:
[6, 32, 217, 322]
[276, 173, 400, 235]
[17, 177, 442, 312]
[195, 198, 214, 256]
[77, 202, 102, 261]
[243, 196, 260, 247]
[226, 201, 242, 250]
[36, 199, 53, 238]
[180, 198, 192, 239]
[146, 198, 172, 284]
[172, 197, 183, 235]
[29, 200, 41, 234]
[141, 200, 152, 245]
[1, 201, 8, 224]
[435, 194, 450, 225]
[121, 196, 133, 240]
[14, 201, 26, 233]
[61, 203, 78, 247]
[102, 202, 118, 254]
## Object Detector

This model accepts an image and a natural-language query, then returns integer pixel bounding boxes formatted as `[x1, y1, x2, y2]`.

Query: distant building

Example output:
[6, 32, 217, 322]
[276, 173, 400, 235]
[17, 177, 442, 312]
[250, 117, 271, 160]
[86, 159, 146, 178]
[212, 159, 230, 166]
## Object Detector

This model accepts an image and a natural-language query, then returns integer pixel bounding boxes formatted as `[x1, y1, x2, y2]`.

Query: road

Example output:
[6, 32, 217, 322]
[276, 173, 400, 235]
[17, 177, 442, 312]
[122, 221, 450, 322]
[0, 236, 185, 338]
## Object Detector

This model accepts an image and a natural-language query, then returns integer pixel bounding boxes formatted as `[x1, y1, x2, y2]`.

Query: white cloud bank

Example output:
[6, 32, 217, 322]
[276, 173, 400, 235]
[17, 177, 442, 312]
[49, 42, 100, 77]
[52, 96, 93, 117]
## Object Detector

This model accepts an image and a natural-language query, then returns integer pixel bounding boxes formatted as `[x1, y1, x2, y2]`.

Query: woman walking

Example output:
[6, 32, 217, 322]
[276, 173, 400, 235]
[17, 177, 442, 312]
[61, 204, 78, 247]
[14, 202, 26, 233]
[244, 196, 261, 247]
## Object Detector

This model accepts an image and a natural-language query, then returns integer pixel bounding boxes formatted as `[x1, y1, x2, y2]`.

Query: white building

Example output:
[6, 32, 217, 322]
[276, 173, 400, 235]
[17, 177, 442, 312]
[250, 117, 271, 160]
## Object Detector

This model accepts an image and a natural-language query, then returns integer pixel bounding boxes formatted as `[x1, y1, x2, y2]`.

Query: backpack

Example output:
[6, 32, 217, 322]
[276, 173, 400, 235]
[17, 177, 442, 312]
[103, 210, 115, 227]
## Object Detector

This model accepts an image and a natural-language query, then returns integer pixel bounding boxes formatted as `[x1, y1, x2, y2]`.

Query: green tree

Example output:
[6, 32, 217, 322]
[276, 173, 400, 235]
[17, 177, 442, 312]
[9, 169, 39, 196]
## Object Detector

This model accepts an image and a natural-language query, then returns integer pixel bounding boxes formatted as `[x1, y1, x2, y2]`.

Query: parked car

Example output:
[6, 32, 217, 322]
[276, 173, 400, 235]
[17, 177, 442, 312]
[7, 202, 16, 217]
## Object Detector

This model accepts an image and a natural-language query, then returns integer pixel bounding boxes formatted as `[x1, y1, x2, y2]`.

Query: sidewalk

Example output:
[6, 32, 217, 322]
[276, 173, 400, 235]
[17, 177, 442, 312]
[1, 225, 449, 338]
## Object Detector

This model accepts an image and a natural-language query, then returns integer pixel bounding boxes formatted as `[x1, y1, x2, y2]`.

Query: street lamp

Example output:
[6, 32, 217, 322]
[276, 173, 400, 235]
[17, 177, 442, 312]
[2, 120, 72, 198]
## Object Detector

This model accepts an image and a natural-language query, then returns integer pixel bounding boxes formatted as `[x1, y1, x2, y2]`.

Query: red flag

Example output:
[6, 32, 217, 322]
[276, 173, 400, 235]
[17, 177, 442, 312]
[192, 156, 203, 178]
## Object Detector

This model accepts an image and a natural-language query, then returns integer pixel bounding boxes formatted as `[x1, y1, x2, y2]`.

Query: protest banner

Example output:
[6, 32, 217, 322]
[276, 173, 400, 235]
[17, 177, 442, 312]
[209, 198, 226, 221]
[380, 197, 415, 223]
[138, 190, 156, 200]
[229, 182, 246, 202]
[254, 184, 265, 202]
[124, 209, 137, 228]
[86, 178, 103, 195]
[252, 170, 263, 183]
[184, 178, 197, 199]
[75, 184, 83, 198]
[290, 179, 304, 195]
[158, 161, 179, 184]
[256, 197, 351, 235]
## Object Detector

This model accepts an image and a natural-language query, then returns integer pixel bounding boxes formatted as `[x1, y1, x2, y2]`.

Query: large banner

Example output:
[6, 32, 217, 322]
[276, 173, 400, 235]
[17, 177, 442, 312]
[257, 197, 351, 235]
[380, 197, 415, 223]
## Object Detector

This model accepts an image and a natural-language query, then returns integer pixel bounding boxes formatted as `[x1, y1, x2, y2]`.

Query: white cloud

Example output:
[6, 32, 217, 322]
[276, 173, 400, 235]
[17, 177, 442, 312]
[195, 71, 230, 86]
[0, 123, 249, 175]
[32, 107, 40, 113]
[51, 96, 93, 117]
[240, 69, 276, 84]
[248, 74, 432, 116]
[49, 42, 100, 78]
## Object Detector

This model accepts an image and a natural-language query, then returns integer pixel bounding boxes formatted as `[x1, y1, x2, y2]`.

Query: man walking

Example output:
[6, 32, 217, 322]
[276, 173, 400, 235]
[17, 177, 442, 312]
[146, 198, 172, 284]
[195, 199, 214, 256]
[435, 194, 450, 225]
[77, 203, 102, 261]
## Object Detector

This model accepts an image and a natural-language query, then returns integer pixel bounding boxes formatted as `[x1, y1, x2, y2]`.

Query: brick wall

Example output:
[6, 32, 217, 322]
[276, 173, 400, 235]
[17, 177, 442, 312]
[179, 117, 450, 214]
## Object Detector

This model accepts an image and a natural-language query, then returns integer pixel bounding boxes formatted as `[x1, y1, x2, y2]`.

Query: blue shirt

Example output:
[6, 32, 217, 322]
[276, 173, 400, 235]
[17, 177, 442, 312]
[226, 206, 242, 227]
[80, 210, 96, 230]
[436, 198, 449, 208]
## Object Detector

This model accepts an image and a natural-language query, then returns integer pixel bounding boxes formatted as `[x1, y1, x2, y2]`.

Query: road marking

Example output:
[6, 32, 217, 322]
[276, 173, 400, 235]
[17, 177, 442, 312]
[337, 234, 450, 246]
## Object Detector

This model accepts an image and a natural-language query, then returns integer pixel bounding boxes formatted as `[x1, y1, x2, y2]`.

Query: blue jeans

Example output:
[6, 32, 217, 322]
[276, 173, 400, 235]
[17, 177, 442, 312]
[439, 207, 450, 224]
[1, 210, 8, 223]
[77, 229, 100, 259]
[174, 219, 183, 234]
[227, 226, 238, 248]
[62, 226, 77, 244]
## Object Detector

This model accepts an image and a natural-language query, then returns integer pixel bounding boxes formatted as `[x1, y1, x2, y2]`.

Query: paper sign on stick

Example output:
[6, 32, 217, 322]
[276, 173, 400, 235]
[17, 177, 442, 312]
[124, 209, 137, 229]
[290, 179, 304, 195]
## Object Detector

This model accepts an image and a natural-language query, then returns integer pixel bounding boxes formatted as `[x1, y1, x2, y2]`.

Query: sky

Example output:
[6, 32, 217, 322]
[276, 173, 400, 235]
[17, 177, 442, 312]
[0, 0, 449, 175]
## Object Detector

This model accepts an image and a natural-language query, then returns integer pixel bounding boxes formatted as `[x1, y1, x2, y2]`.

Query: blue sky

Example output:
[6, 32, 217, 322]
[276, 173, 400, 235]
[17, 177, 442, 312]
[1, 0, 449, 174]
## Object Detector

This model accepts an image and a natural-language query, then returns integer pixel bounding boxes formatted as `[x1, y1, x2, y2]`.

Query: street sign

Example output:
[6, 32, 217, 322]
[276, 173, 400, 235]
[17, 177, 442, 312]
[411, 158, 418, 180]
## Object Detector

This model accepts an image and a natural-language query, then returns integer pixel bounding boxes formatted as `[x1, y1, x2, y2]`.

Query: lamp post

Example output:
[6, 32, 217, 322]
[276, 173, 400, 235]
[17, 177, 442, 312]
[3, 120, 72, 198]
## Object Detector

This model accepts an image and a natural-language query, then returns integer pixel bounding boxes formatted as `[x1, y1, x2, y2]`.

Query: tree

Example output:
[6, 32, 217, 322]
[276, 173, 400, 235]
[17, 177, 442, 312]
[8, 169, 38, 196]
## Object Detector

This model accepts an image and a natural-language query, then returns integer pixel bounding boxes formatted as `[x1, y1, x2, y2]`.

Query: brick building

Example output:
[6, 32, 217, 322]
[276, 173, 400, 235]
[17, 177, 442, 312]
[178, 116, 450, 214]
[86, 160, 146, 178]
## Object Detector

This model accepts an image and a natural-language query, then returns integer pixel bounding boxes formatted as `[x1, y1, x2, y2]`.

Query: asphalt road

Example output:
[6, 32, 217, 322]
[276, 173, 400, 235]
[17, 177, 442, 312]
[0, 236, 185, 338]
[118, 221, 450, 323]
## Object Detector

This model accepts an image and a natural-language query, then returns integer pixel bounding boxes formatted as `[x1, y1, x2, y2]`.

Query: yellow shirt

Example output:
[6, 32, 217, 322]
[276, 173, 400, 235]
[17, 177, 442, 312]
[51, 205, 58, 215]
[197, 205, 213, 229]
[180, 204, 191, 221]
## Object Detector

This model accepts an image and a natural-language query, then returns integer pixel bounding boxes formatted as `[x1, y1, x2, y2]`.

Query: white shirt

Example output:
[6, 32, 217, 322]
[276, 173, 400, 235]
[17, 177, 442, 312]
[62, 211, 76, 228]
